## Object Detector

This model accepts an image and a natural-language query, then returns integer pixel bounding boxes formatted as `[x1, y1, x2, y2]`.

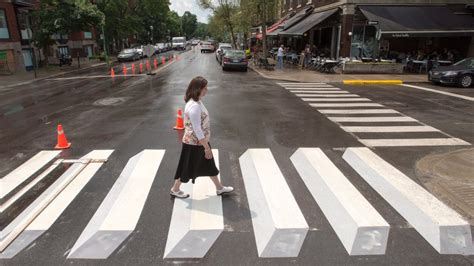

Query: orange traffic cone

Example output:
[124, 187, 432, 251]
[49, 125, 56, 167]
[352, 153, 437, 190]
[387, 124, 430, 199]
[122, 64, 127, 76]
[55, 124, 71, 149]
[110, 68, 115, 78]
[139, 62, 143, 73]
[173, 109, 185, 130]
[162, 56, 165, 65]
[131, 64, 135, 74]
[154, 58, 158, 69]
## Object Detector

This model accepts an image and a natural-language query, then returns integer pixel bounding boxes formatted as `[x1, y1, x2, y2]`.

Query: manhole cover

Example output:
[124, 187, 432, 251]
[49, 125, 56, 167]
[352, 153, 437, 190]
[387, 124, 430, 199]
[93, 97, 129, 106]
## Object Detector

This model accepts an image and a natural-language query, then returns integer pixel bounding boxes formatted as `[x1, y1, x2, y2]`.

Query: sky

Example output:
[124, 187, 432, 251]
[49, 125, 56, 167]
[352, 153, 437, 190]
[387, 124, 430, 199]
[170, 0, 212, 24]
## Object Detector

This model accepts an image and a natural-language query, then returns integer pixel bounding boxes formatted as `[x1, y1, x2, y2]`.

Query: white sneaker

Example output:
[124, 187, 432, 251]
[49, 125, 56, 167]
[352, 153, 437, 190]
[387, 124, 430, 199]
[170, 190, 189, 198]
[216, 186, 234, 195]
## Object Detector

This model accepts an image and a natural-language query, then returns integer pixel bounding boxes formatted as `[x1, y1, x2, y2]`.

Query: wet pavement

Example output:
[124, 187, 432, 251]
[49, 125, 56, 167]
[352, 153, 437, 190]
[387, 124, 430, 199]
[1, 48, 474, 265]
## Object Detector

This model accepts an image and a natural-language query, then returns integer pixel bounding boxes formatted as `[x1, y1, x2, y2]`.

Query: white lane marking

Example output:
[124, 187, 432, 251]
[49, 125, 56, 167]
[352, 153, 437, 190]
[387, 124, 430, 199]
[0, 150, 113, 259]
[401, 84, 474, 101]
[341, 126, 440, 133]
[278, 82, 328, 85]
[319, 109, 399, 114]
[1, 151, 61, 199]
[239, 149, 308, 257]
[311, 103, 384, 107]
[1, 158, 91, 252]
[287, 87, 340, 91]
[328, 117, 417, 122]
[343, 147, 473, 254]
[46, 74, 147, 80]
[164, 149, 223, 258]
[293, 91, 351, 94]
[1, 160, 62, 213]
[293, 93, 360, 97]
[67, 150, 164, 259]
[291, 148, 389, 255]
[302, 98, 371, 102]
[359, 138, 470, 147]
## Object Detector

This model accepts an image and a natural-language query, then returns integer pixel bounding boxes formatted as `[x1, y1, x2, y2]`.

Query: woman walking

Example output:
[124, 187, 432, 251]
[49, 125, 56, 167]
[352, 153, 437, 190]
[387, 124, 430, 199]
[170, 76, 234, 198]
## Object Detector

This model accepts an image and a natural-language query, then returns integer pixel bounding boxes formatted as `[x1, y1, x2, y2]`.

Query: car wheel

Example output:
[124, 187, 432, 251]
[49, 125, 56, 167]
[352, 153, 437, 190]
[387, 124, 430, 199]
[459, 74, 472, 88]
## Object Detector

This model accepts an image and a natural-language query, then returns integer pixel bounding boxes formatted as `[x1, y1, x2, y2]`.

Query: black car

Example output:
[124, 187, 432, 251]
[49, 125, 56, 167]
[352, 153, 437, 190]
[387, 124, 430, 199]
[117, 49, 141, 62]
[428, 58, 474, 88]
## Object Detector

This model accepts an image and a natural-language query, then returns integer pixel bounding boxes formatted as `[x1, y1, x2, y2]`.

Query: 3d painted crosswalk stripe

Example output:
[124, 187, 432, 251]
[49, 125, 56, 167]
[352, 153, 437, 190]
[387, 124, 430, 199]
[0, 150, 113, 259]
[286, 87, 339, 90]
[291, 148, 389, 255]
[164, 149, 223, 258]
[293, 91, 351, 94]
[311, 103, 384, 107]
[359, 138, 470, 147]
[301, 98, 371, 102]
[293, 93, 360, 97]
[341, 126, 440, 133]
[343, 147, 473, 254]
[67, 149, 164, 259]
[328, 116, 417, 122]
[1, 151, 61, 200]
[239, 149, 308, 257]
[277, 82, 328, 85]
[319, 109, 399, 114]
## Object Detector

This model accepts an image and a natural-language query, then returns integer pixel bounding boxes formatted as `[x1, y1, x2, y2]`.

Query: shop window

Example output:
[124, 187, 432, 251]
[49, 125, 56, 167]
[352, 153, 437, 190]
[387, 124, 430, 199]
[84, 31, 92, 39]
[350, 25, 379, 59]
[0, 9, 10, 39]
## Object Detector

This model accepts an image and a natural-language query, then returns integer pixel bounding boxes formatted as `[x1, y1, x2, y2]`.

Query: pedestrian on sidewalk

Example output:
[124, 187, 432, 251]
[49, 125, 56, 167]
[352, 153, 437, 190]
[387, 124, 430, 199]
[277, 44, 284, 70]
[170, 76, 234, 198]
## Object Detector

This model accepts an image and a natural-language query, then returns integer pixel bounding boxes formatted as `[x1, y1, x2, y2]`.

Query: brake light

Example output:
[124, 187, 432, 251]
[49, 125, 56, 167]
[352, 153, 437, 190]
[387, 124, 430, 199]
[223, 57, 230, 62]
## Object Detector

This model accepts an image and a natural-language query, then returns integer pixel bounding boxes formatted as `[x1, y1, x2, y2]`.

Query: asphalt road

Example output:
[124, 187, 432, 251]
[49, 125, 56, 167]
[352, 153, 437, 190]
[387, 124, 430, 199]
[1, 48, 474, 265]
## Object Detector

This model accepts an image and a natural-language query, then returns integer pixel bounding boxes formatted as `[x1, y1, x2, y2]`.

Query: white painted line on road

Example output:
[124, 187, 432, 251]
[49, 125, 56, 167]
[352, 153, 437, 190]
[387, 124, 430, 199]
[311, 103, 384, 108]
[328, 117, 417, 122]
[401, 84, 474, 101]
[341, 126, 440, 133]
[319, 109, 399, 114]
[302, 98, 371, 102]
[1, 151, 61, 200]
[343, 147, 473, 254]
[278, 82, 328, 85]
[239, 149, 308, 257]
[293, 91, 351, 94]
[0, 160, 62, 213]
[0, 150, 113, 259]
[67, 149, 164, 259]
[287, 87, 340, 90]
[291, 148, 389, 255]
[293, 93, 360, 97]
[359, 138, 470, 147]
[164, 149, 223, 258]
[46, 74, 147, 80]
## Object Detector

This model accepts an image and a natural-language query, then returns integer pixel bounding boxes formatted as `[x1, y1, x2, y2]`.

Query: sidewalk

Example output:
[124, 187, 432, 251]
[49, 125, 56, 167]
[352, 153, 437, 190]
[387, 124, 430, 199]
[249, 63, 428, 83]
[0, 59, 111, 90]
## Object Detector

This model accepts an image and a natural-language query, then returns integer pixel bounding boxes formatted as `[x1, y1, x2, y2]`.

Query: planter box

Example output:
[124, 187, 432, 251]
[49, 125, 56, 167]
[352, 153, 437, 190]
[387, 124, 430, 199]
[343, 63, 403, 74]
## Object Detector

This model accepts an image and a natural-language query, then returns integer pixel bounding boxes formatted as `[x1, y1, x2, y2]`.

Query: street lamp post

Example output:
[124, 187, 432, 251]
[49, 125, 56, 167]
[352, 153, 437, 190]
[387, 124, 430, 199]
[24, 12, 37, 78]
[101, 16, 109, 66]
[150, 25, 154, 45]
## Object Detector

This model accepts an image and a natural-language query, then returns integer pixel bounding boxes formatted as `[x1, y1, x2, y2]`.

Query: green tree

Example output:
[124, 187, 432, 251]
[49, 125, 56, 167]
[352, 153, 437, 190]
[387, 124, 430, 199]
[135, 0, 171, 44]
[32, 0, 103, 65]
[181, 11, 198, 39]
[194, 22, 209, 39]
[199, 0, 239, 48]
[166, 11, 182, 40]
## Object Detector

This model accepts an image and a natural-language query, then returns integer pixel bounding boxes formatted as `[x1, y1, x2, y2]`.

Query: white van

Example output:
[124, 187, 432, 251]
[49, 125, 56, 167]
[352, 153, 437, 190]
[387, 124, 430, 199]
[172, 37, 186, 50]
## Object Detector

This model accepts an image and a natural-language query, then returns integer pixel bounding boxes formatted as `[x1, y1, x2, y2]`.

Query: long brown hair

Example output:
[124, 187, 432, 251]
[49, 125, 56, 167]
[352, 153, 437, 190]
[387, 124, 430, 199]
[185, 76, 208, 102]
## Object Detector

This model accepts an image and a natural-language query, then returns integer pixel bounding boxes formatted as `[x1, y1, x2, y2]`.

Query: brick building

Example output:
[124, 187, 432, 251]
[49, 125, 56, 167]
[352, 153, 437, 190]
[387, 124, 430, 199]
[269, 0, 474, 60]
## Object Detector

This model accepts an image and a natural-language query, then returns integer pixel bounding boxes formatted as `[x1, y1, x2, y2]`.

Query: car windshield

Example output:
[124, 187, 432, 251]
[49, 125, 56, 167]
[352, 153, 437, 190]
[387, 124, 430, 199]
[225, 50, 245, 57]
[173, 38, 185, 43]
[122, 49, 135, 54]
[453, 58, 474, 68]
[221, 46, 232, 50]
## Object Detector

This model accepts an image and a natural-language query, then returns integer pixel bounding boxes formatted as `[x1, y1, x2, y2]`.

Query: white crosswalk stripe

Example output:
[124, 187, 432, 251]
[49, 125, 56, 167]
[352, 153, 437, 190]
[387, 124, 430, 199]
[280, 82, 470, 147]
[1, 147, 472, 259]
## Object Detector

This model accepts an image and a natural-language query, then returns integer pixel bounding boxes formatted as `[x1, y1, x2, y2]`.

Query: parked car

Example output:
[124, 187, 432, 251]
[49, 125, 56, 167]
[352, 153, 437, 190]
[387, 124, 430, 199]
[192, 40, 200, 46]
[155, 43, 166, 53]
[428, 57, 474, 88]
[172, 36, 186, 50]
[201, 41, 214, 53]
[117, 48, 141, 62]
[216, 43, 232, 62]
[221, 50, 248, 71]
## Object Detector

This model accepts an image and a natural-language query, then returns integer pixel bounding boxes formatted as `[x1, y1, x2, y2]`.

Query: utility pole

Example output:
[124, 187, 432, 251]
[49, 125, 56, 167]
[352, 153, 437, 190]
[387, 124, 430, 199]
[25, 12, 37, 78]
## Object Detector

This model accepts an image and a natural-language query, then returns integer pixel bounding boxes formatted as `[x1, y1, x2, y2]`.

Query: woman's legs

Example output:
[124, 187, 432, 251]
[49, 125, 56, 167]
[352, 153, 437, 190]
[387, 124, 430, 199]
[171, 179, 182, 192]
[209, 176, 223, 190]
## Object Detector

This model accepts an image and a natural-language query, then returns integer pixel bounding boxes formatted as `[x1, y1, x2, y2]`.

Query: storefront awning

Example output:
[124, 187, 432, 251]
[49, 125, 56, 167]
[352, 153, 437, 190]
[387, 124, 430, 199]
[359, 5, 474, 37]
[279, 9, 338, 36]
[281, 6, 314, 30]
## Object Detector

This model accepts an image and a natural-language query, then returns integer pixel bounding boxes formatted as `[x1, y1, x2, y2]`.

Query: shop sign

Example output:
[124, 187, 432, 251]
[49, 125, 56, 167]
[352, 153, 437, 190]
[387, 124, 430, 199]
[391, 33, 410, 38]
[367, 21, 379, 25]
[0, 51, 6, 61]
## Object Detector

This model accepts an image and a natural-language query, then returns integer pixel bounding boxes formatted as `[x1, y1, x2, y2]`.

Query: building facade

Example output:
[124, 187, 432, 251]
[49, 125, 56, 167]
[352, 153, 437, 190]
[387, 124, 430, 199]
[274, 0, 474, 60]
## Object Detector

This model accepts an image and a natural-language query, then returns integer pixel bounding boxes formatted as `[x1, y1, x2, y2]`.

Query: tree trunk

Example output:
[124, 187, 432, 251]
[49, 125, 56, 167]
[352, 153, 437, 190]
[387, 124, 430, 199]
[262, 23, 267, 58]
[228, 22, 237, 48]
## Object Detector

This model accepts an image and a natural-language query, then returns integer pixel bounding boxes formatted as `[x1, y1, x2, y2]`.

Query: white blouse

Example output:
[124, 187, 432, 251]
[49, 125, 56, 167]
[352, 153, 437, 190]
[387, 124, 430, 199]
[182, 99, 210, 145]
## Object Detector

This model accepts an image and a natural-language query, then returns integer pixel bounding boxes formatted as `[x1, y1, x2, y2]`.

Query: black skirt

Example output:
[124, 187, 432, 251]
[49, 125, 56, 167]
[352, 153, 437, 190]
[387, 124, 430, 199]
[174, 143, 220, 183]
